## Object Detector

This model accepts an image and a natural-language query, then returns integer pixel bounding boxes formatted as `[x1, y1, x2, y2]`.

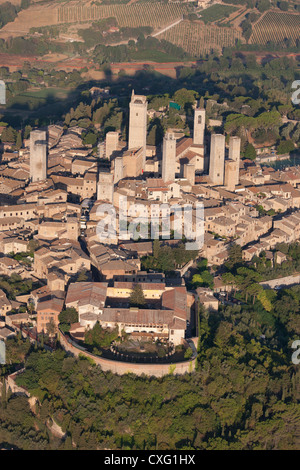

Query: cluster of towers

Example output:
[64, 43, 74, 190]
[162, 105, 206, 184]
[28, 90, 241, 197]
[209, 134, 240, 190]
[98, 91, 241, 202]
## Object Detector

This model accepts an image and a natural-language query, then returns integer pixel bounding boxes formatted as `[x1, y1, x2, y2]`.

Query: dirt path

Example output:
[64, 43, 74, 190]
[152, 17, 184, 37]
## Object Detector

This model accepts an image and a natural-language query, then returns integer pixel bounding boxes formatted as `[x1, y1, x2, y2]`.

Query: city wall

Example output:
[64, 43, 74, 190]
[59, 330, 197, 378]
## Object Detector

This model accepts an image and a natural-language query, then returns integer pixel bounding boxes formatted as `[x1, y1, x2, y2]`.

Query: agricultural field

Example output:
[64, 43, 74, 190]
[250, 11, 300, 46]
[0, 1, 189, 38]
[198, 4, 239, 24]
[57, 2, 189, 28]
[160, 20, 243, 57]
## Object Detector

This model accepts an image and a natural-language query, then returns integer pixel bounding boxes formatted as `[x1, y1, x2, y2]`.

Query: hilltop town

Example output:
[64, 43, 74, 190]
[0, 0, 299, 451]
[0, 85, 299, 373]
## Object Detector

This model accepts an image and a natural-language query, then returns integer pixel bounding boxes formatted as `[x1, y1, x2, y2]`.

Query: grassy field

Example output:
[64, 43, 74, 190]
[8, 87, 71, 110]
[3, 86, 81, 126]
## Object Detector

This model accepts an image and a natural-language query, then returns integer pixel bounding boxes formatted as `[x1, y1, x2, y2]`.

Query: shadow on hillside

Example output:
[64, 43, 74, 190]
[1, 58, 264, 129]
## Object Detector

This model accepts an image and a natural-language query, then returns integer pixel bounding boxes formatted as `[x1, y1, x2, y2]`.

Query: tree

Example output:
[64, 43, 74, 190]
[244, 143, 256, 160]
[1, 126, 17, 143]
[225, 244, 243, 271]
[1, 380, 7, 409]
[129, 284, 146, 308]
[256, 0, 270, 12]
[222, 272, 236, 294]
[59, 308, 78, 326]
[277, 140, 294, 155]
[153, 239, 160, 259]
[85, 321, 118, 349]
[192, 274, 203, 287]
[46, 318, 57, 337]
[15, 132, 22, 150]
[241, 20, 252, 42]
[23, 124, 32, 140]
[278, 1, 288, 11]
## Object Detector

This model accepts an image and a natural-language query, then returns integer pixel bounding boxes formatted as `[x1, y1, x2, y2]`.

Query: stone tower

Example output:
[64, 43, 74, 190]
[224, 160, 238, 192]
[162, 132, 176, 183]
[97, 172, 114, 203]
[106, 131, 119, 160]
[128, 90, 147, 170]
[209, 134, 225, 186]
[30, 130, 47, 182]
[193, 108, 205, 146]
[97, 141, 105, 159]
[228, 136, 241, 186]
[66, 216, 79, 241]
[184, 163, 195, 186]
[114, 156, 124, 185]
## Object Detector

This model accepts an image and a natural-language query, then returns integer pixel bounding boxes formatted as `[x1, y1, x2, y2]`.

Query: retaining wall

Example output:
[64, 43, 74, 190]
[59, 331, 197, 378]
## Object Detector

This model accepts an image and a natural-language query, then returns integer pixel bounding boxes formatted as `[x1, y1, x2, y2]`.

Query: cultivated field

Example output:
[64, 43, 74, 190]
[250, 10, 300, 46]
[160, 20, 243, 56]
[0, 0, 189, 38]
[198, 4, 239, 24]
[57, 2, 188, 28]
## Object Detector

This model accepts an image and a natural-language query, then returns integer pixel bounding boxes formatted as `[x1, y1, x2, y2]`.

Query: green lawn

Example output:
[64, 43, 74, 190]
[8, 87, 70, 110]
[4, 86, 81, 124]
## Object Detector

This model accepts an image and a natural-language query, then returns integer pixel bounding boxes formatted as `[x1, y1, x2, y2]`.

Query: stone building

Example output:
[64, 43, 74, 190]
[193, 107, 205, 146]
[30, 130, 47, 183]
[128, 90, 147, 170]
[162, 132, 176, 183]
[228, 136, 241, 186]
[209, 134, 225, 186]
[97, 172, 114, 203]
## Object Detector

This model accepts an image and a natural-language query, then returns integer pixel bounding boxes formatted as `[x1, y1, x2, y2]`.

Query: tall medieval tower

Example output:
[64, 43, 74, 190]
[30, 130, 47, 183]
[228, 136, 241, 186]
[128, 90, 147, 170]
[193, 107, 205, 146]
[209, 134, 225, 186]
[162, 132, 176, 183]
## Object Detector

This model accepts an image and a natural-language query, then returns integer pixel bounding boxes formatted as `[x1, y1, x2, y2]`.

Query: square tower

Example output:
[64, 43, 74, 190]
[128, 90, 147, 170]
[106, 131, 119, 160]
[30, 130, 47, 183]
[209, 134, 225, 186]
[184, 163, 195, 186]
[114, 156, 124, 185]
[228, 136, 241, 186]
[162, 132, 176, 183]
[224, 160, 238, 192]
[193, 108, 205, 145]
[97, 172, 114, 203]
